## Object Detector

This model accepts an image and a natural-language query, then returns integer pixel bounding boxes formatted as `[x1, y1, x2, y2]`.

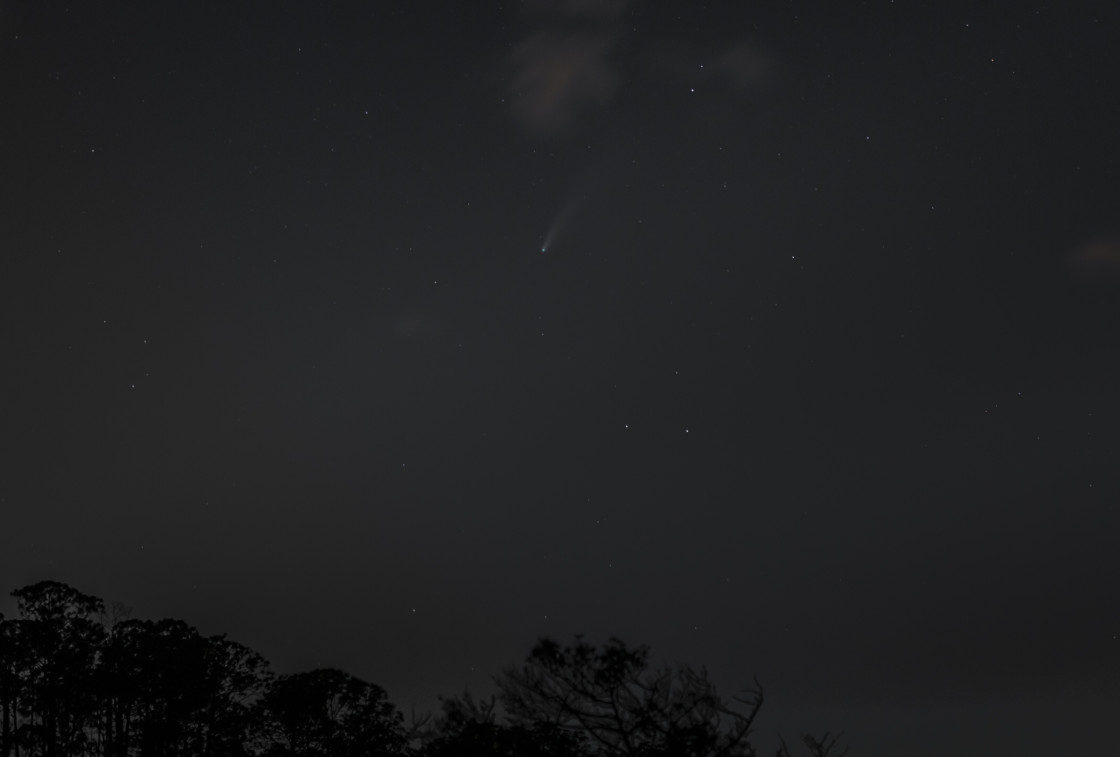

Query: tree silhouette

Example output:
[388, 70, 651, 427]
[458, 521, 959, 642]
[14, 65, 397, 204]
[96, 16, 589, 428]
[495, 636, 764, 757]
[0, 613, 23, 757]
[1, 583, 847, 757]
[252, 668, 407, 757]
[420, 690, 586, 757]
[96, 618, 270, 756]
[6, 581, 106, 757]
[1, 582, 271, 757]
[778, 732, 849, 757]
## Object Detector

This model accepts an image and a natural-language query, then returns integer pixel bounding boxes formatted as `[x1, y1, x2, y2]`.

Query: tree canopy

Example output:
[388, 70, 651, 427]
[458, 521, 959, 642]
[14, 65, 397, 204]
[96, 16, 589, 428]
[0, 581, 844, 757]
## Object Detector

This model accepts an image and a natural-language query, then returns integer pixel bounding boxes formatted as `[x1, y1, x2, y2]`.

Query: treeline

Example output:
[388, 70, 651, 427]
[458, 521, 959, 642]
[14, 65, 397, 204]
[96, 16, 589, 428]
[0, 581, 845, 757]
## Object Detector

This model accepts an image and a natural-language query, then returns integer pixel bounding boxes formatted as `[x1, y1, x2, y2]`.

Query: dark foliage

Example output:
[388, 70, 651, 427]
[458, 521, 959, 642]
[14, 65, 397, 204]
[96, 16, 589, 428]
[0, 582, 845, 757]
[495, 636, 762, 757]
[420, 691, 586, 757]
[251, 668, 406, 756]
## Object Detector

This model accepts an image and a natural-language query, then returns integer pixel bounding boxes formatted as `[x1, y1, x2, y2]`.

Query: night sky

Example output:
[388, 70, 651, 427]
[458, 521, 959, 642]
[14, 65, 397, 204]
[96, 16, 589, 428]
[3, 2, 1119, 754]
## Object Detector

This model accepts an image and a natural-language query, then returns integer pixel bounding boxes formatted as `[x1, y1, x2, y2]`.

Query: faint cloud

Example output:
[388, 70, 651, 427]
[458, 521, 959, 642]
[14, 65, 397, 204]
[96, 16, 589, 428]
[504, 2, 777, 139]
[509, 31, 621, 137]
[648, 39, 776, 95]
[715, 42, 773, 90]
[1067, 236, 1120, 284]
[506, 0, 630, 138]
[525, 0, 630, 19]
[393, 311, 444, 340]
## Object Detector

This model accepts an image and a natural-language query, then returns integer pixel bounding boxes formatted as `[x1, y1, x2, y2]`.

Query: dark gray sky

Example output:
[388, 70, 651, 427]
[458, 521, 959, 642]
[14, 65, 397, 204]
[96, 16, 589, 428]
[3, 2, 1118, 754]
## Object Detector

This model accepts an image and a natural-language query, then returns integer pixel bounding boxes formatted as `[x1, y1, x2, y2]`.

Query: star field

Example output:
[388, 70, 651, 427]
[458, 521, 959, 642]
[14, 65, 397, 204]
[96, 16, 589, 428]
[2, 3, 1119, 756]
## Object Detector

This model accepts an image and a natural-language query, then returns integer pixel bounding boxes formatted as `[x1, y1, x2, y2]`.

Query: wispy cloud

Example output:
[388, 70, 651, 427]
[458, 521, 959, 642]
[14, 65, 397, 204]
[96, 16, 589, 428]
[715, 42, 773, 90]
[504, 2, 777, 139]
[1068, 235, 1120, 283]
[526, 0, 630, 20]
[509, 30, 621, 137]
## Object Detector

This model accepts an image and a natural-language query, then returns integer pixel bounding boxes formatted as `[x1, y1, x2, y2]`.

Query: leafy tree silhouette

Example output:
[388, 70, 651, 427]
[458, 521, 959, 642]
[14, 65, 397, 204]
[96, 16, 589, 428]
[97, 618, 270, 756]
[0, 610, 25, 757]
[6, 580, 106, 757]
[1, 584, 847, 757]
[1, 582, 270, 757]
[251, 668, 407, 757]
[420, 690, 586, 757]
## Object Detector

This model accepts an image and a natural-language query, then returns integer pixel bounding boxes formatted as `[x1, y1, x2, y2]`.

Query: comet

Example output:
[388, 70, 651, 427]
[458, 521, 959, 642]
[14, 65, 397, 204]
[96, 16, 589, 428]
[540, 214, 564, 253]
